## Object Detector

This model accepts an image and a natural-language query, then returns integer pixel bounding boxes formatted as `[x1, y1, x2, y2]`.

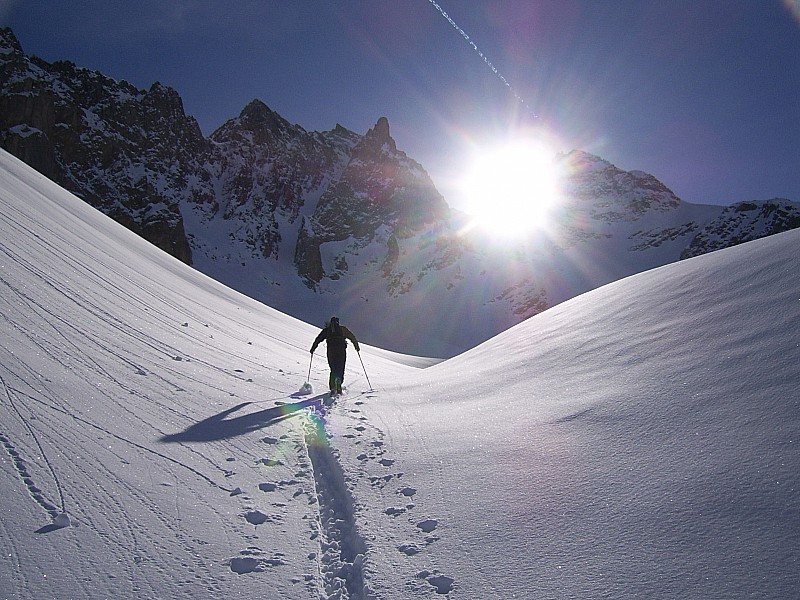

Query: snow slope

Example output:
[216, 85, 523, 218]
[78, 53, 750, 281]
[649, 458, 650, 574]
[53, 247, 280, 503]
[360, 230, 800, 597]
[1, 147, 798, 599]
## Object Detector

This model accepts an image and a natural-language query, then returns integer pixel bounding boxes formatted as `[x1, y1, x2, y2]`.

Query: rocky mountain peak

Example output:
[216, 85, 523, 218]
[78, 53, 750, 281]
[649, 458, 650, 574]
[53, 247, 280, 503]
[559, 149, 681, 217]
[240, 98, 269, 118]
[559, 149, 613, 174]
[681, 198, 800, 258]
[362, 116, 396, 152]
[0, 27, 23, 56]
[238, 99, 291, 132]
[367, 116, 390, 140]
[145, 82, 184, 110]
[210, 98, 299, 149]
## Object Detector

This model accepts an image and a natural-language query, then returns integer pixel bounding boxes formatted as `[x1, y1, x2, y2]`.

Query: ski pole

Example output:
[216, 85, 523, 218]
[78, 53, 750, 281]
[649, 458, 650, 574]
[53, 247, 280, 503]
[357, 350, 373, 391]
[307, 352, 313, 383]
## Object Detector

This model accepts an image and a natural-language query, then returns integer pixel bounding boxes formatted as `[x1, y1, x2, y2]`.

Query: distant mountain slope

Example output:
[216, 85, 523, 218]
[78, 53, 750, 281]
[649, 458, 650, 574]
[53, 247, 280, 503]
[680, 198, 800, 258]
[2, 27, 799, 356]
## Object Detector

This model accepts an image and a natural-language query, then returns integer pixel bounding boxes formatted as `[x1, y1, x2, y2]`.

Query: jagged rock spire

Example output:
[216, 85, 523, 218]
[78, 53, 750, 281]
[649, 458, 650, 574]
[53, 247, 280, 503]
[0, 27, 25, 56]
[363, 116, 396, 152]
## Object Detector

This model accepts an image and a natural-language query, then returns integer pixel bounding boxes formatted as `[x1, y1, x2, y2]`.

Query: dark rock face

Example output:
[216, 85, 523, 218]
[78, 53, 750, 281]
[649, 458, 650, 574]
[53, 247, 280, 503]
[1, 27, 452, 284]
[298, 116, 449, 286]
[1, 28, 205, 263]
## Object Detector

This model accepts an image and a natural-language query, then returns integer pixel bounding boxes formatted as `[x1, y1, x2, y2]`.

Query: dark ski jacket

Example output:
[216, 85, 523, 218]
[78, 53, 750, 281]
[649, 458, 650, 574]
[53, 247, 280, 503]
[311, 322, 360, 355]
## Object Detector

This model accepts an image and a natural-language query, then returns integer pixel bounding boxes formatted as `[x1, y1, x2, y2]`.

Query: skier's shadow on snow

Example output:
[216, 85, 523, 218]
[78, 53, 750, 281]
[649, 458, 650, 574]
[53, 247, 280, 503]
[158, 394, 326, 443]
[34, 522, 66, 535]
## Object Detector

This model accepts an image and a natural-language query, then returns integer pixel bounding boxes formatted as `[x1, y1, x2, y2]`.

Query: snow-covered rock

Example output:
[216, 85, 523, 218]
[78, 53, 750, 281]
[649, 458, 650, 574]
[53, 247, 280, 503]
[680, 198, 800, 258]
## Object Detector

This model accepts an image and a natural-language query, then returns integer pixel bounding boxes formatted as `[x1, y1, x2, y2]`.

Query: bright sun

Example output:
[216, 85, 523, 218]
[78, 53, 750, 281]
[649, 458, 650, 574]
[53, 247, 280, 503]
[461, 140, 562, 237]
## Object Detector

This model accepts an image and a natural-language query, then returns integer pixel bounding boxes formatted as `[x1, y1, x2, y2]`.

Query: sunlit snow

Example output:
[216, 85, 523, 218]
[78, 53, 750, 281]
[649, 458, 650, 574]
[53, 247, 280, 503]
[1, 148, 798, 598]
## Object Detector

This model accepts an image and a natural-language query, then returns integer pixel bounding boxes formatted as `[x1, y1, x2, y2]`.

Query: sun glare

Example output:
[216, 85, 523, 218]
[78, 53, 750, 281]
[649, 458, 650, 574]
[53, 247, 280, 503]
[461, 140, 562, 237]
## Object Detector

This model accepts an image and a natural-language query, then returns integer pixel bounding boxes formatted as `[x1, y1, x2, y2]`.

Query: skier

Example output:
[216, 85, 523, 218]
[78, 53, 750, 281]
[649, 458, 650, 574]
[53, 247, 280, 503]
[310, 317, 360, 395]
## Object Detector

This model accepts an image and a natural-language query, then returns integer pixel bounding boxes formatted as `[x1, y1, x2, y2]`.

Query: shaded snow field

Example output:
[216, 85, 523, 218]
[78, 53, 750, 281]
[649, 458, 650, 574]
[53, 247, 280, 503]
[0, 148, 798, 598]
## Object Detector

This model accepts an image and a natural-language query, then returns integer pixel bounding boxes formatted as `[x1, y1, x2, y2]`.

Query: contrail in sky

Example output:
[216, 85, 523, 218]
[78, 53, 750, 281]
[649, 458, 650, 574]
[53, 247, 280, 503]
[427, 0, 537, 117]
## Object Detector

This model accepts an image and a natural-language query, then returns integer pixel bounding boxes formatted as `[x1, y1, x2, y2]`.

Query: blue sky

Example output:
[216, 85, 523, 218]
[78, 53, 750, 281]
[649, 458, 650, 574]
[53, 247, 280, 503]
[3, 0, 800, 208]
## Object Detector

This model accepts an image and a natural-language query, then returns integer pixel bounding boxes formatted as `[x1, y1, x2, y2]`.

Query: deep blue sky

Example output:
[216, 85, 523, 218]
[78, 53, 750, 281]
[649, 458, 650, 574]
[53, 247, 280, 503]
[3, 1, 800, 207]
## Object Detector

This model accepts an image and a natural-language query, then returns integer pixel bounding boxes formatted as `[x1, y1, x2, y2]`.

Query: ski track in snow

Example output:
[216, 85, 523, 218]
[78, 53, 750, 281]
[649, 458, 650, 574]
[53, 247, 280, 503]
[0, 266, 457, 594]
[0, 160, 456, 596]
[303, 403, 370, 598]
[219, 388, 456, 598]
[0, 374, 67, 520]
[0, 377, 221, 595]
[303, 392, 456, 597]
[0, 375, 235, 596]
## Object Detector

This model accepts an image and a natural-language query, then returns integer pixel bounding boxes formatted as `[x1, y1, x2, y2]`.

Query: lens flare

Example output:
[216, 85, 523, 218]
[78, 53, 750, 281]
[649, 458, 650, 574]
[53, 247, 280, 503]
[461, 140, 562, 237]
[784, 0, 800, 22]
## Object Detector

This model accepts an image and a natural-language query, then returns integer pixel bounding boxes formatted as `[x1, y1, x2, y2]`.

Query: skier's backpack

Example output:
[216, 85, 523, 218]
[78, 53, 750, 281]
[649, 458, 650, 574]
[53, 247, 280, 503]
[328, 317, 346, 348]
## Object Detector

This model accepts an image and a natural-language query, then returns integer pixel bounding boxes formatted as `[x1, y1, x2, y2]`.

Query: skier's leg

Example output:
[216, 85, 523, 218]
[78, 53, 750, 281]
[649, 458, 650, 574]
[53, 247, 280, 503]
[338, 353, 347, 394]
[328, 371, 336, 393]
[329, 349, 345, 394]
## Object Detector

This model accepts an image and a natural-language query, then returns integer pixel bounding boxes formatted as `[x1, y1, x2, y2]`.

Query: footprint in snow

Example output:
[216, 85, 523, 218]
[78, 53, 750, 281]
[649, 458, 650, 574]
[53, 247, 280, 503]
[398, 542, 422, 556]
[229, 556, 260, 574]
[228, 548, 287, 574]
[384, 507, 407, 516]
[418, 571, 455, 595]
[244, 510, 280, 526]
[369, 474, 395, 488]
[245, 511, 269, 526]
[416, 519, 438, 534]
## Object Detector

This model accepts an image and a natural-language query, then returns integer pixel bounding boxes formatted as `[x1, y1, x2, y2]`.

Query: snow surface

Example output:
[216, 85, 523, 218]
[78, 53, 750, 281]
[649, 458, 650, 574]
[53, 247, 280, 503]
[1, 147, 798, 598]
